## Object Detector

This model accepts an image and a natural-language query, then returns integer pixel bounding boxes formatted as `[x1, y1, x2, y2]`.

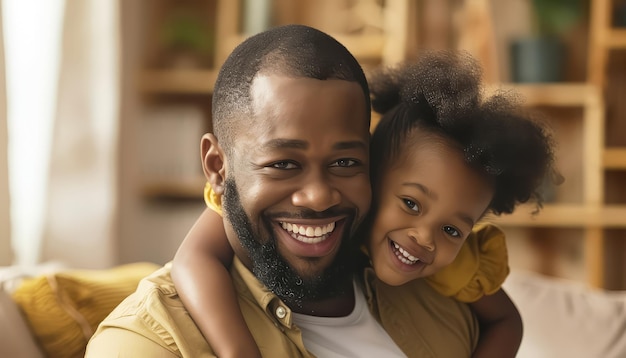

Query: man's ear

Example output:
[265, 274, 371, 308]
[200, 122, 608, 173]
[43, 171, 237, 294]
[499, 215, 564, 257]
[201, 133, 226, 195]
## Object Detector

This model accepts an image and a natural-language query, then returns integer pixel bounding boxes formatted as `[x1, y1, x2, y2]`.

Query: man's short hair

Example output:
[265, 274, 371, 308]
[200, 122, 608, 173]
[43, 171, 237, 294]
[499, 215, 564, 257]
[212, 24, 371, 152]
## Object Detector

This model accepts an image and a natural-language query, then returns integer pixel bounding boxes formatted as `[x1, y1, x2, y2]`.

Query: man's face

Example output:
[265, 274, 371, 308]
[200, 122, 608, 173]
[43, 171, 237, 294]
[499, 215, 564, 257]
[221, 74, 371, 303]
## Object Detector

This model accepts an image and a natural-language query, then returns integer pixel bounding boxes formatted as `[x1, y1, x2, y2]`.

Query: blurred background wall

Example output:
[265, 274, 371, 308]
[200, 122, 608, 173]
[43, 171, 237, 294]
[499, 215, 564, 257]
[2, 0, 626, 289]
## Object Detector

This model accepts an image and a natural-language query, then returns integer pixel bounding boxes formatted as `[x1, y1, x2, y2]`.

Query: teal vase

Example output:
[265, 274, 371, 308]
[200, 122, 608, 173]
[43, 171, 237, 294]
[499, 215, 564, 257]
[510, 37, 565, 83]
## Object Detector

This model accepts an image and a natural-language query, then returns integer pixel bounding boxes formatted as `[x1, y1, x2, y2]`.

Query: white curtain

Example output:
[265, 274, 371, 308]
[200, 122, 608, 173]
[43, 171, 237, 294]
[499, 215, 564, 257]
[3, 0, 65, 267]
[0, 3, 11, 266]
[4, 0, 120, 269]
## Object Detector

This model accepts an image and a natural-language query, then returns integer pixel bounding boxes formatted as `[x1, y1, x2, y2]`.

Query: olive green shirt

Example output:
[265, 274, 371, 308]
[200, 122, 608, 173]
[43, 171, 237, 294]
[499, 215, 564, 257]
[85, 258, 478, 357]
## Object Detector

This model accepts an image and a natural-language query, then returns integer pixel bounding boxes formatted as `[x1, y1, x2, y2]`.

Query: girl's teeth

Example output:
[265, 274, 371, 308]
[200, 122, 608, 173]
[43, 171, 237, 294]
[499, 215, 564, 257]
[392, 242, 420, 264]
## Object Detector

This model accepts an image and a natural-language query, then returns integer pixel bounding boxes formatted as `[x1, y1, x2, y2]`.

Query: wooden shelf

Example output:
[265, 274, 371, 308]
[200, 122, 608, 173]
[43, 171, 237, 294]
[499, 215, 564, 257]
[332, 33, 386, 60]
[606, 29, 626, 49]
[604, 147, 626, 169]
[488, 203, 626, 228]
[489, 83, 598, 107]
[225, 33, 386, 63]
[140, 69, 218, 94]
[142, 176, 206, 199]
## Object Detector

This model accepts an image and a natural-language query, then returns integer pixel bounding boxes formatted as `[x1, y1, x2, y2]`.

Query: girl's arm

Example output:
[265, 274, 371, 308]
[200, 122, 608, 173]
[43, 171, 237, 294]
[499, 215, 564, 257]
[171, 207, 262, 358]
[469, 288, 523, 358]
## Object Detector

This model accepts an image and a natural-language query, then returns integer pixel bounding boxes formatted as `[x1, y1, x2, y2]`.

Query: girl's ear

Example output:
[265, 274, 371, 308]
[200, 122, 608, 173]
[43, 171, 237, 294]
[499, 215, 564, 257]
[201, 133, 226, 195]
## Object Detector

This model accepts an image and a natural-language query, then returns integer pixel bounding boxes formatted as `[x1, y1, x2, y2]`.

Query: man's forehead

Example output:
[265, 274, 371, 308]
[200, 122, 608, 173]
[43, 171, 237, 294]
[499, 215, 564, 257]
[250, 74, 363, 106]
[230, 74, 369, 152]
[251, 74, 309, 105]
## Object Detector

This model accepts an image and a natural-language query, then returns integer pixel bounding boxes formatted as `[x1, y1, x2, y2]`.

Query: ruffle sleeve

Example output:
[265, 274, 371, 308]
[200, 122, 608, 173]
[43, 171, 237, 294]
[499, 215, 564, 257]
[424, 223, 509, 303]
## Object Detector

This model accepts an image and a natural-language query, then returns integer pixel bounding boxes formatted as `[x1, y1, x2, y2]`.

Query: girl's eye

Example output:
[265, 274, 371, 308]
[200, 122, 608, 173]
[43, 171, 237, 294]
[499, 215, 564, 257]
[403, 199, 420, 212]
[331, 158, 358, 167]
[270, 161, 298, 170]
[443, 225, 461, 238]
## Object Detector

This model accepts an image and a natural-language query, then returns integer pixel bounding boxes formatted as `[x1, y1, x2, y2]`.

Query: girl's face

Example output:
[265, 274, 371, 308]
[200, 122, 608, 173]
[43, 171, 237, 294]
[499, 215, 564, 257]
[367, 132, 494, 286]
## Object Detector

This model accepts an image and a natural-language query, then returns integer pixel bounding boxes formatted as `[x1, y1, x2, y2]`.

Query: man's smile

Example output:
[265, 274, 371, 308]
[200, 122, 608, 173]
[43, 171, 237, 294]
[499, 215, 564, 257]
[280, 221, 336, 244]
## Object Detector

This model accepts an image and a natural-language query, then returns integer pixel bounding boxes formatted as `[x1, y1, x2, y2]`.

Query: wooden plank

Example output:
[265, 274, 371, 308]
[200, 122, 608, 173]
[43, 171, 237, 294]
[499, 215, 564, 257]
[142, 176, 206, 199]
[332, 34, 386, 60]
[587, 0, 611, 88]
[584, 228, 605, 288]
[488, 83, 593, 107]
[214, 0, 241, 67]
[489, 204, 626, 227]
[456, 0, 499, 83]
[140, 70, 217, 94]
[224, 32, 386, 62]
[382, 0, 409, 65]
[582, 87, 604, 205]
[604, 148, 626, 169]
[607, 29, 626, 49]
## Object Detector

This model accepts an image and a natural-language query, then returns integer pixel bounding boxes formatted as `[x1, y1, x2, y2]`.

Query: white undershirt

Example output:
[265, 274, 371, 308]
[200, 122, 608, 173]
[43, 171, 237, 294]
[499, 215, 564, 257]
[292, 282, 407, 358]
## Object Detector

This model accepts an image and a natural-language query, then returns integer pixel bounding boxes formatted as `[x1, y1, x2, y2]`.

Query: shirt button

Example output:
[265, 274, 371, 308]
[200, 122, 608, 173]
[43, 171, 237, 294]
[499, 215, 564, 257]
[275, 306, 287, 319]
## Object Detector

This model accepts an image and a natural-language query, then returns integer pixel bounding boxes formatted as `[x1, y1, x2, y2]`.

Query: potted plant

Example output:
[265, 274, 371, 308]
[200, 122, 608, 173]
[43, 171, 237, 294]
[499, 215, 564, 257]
[510, 0, 584, 83]
[159, 9, 215, 69]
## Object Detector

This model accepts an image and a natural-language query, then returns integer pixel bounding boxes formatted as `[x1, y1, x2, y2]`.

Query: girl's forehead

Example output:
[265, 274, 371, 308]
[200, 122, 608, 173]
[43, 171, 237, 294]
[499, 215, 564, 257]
[391, 130, 457, 163]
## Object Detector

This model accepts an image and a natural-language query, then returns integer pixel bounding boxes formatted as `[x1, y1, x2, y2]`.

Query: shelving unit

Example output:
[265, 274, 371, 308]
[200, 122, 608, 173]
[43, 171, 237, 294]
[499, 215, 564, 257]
[585, 0, 626, 289]
[486, 82, 608, 287]
[493, 203, 626, 228]
[140, 69, 217, 94]
[605, 148, 626, 168]
[119, 0, 414, 264]
[141, 176, 208, 200]
[119, 0, 626, 285]
[212, 0, 411, 69]
[487, 0, 626, 289]
[134, 0, 412, 200]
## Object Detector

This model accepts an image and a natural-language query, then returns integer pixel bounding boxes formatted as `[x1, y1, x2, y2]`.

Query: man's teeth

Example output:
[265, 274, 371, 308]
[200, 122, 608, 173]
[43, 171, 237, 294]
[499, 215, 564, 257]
[280, 222, 336, 244]
[392, 242, 420, 265]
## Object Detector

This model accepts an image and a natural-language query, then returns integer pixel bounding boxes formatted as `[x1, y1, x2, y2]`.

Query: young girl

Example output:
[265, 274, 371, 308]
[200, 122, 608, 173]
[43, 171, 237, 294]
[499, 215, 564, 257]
[172, 52, 558, 358]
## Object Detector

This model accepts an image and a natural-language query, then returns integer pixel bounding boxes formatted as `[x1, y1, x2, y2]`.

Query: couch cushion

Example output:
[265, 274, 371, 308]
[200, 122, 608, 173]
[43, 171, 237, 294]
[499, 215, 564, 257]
[11, 262, 159, 358]
[0, 288, 45, 358]
[504, 270, 626, 358]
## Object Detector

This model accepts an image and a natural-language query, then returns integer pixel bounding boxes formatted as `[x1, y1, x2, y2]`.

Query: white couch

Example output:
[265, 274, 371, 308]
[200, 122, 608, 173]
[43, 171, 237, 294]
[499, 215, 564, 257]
[2, 266, 625, 357]
[503, 270, 626, 358]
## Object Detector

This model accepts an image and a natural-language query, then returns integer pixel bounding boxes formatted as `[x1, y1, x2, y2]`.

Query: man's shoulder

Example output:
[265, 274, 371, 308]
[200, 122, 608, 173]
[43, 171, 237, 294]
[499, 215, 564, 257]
[91, 263, 178, 333]
[87, 263, 212, 357]
[95, 262, 182, 330]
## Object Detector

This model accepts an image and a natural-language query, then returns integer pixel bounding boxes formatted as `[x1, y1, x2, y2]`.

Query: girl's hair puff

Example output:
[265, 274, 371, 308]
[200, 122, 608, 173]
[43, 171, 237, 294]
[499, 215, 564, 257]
[369, 51, 560, 216]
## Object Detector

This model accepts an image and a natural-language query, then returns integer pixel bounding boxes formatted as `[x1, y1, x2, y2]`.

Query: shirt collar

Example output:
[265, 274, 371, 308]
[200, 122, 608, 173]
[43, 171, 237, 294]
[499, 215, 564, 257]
[231, 257, 295, 329]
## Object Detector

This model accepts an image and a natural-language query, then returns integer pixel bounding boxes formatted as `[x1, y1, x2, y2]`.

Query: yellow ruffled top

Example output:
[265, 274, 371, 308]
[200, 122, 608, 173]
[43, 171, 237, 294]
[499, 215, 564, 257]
[204, 182, 508, 303]
[424, 223, 509, 302]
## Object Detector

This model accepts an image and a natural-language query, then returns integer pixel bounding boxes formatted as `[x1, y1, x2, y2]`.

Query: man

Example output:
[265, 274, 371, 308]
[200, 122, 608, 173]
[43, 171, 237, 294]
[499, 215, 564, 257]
[85, 24, 478, 357]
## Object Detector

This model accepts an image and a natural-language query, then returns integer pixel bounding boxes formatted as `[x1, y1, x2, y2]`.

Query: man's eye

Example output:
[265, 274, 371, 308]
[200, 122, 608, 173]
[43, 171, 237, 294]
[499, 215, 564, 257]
[403, 199, 420, 212]
[443, 225, 461, 238]
[330, 159, 359, 168]
[270, 161, 298, 169]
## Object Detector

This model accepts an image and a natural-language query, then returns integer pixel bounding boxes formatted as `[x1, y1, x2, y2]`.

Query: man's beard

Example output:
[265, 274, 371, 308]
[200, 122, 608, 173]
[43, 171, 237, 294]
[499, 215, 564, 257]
[221, 178, 359, 307]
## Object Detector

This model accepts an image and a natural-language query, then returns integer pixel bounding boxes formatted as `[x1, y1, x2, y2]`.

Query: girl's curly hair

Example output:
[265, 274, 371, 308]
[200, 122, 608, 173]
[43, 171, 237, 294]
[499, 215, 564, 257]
[369, 51, 561, 215]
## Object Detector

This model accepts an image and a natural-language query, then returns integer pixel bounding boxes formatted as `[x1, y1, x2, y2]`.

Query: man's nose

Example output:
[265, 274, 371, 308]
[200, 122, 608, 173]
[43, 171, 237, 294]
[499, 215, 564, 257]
[408, 228, 435, 252]
[291, 173, 341, 212]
